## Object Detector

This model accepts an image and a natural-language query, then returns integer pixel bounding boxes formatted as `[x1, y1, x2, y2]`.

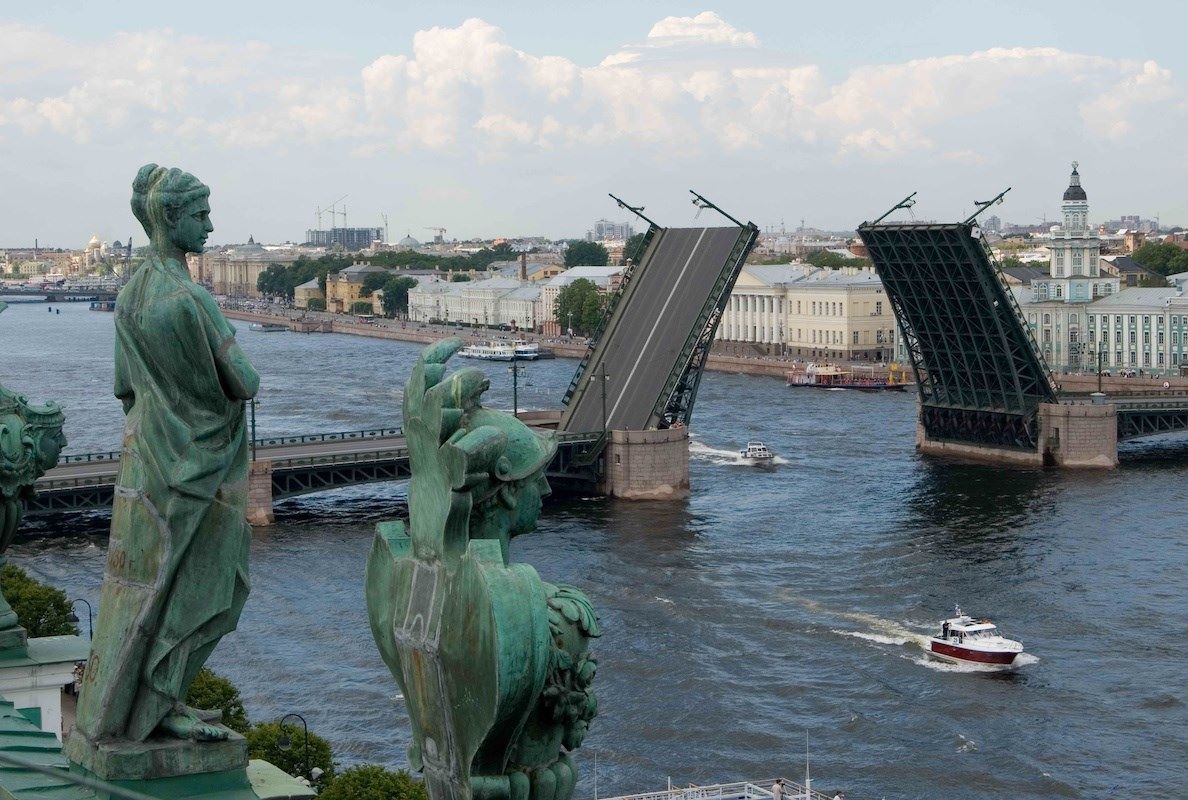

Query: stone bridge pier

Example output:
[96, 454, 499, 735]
[246, 461, 274, 526]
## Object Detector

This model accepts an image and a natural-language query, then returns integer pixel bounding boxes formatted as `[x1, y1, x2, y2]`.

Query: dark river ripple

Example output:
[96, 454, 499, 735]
[3, 301, 1186, 799]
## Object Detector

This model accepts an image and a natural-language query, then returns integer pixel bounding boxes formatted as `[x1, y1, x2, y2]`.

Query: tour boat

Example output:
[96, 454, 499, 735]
[459, 341, 516, 361]
[249, 322, 287, 332]
[511, 340, 541, 360]
[785, 362, 910, 392]
[739, 441, 776, 465]
[928, 606, 1024, 666]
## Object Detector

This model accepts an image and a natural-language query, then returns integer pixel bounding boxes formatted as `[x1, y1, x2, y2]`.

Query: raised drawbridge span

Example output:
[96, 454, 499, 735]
[560, 193, 758, 436]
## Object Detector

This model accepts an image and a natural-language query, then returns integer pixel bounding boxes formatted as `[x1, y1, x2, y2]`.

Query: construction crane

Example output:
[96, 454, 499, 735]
[316, 195, 348, 230]
[425, 226, 447, 244]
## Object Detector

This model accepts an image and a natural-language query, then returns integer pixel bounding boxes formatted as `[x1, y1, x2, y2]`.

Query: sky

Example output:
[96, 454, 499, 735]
[1, 1, 1186, 247]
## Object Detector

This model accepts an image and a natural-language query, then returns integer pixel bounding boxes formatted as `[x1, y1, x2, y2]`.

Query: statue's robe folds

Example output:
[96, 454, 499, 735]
[75, 255, 258, 743]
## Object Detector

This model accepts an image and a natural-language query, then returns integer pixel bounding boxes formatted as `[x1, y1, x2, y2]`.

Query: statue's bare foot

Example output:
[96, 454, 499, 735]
[159, 709, 228, 741]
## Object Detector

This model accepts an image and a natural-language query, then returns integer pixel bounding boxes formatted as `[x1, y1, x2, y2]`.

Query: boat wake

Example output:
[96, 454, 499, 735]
[793, 595, 1036, 672]
[688, 439, 790, 466]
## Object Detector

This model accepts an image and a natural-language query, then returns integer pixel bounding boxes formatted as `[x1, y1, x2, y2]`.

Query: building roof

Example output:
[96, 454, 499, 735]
[1101, 255, 1154, 276]
[467, 276, 525, 291]
[544, 266, 625, 288]
[1166, 270, 1188, 283]
[1001, 265, 1049, 285]
[1088, 287, 1181, 307]
[398, 234, 421, 247]
[294, 278, 321, 291]
[0, 695, 94, 799]
[742, 264, 817, 286]
[801, 268, 883, 287]
[505, 286, 542, 301]
[1063, 163, 1087, 202]
[339, 262, 389, 278]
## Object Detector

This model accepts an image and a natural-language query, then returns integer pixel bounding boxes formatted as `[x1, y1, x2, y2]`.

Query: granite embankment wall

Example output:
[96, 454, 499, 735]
[224, 310, 807, 379]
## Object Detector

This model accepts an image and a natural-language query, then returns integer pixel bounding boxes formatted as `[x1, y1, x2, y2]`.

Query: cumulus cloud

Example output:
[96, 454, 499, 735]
[0, 15, 1183, 162]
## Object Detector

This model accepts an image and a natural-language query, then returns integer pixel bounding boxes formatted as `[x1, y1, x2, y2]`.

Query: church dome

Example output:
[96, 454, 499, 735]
[87, 234, 101, 248]
[398, 233, 421, 247]
[1063, 162, 1087, 202]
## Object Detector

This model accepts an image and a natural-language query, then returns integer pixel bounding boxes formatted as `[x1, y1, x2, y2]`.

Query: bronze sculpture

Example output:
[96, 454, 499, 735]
[367, 339, 599, 800]
[67, 164, 259, 777]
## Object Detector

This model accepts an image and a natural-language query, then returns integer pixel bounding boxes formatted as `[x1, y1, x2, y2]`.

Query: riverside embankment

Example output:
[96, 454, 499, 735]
[224, 308, 804, 379]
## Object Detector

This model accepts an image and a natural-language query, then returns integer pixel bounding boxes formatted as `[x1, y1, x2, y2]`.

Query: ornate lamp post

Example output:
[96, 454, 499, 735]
[68, 598, 93, 639]
[276, 713, 310, 782]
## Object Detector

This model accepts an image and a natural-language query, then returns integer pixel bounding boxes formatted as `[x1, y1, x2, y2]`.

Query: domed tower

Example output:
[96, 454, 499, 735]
[1048, 162, 1100, 285]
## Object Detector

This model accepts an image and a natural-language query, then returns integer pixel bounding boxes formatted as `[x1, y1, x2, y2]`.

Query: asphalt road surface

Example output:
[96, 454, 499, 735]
[562, 226, 745, 433]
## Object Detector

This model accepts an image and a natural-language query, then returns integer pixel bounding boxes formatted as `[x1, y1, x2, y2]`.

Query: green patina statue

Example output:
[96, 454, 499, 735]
[367, 339, 599, 800]
[67, 165, 260, 779]
[0, 302, 67, 648]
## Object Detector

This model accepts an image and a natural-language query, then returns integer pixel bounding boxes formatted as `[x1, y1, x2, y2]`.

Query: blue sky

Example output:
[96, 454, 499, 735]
[2, 1, 1185, 246]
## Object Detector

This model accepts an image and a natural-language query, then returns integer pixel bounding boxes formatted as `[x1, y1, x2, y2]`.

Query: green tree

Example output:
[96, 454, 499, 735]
[622, 232, 647, 264]
[246, 720, 336, 790]
[360, 271, 390, 297]
[351, 300, 375, 315]
[381, 276, 418, 318]
[1000, 256, 1045, 271]
[184, 668, 249, 734]
[306, 298, 326, 312]
[556, 278, 605, 335]
[805, 249, 866, 269]
[0, 565, 78, 638]
[320, 765, 427, 800]
[256, 264, 291, 298]
[564, 240, 609, 267]
[1132, 241, 1188, 276]
[450, 273, 471, 282]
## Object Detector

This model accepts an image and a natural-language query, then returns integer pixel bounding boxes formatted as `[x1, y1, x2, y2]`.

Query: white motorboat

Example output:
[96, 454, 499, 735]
[459, 341, 516, 361]
[739, 441, 775, 465]
[928, 606, 1024, 667]
[511, 339, 540, 360]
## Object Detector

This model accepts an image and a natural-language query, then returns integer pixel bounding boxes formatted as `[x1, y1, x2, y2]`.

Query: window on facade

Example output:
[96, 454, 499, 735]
[1130, 331, 1137, 345]
[1070, 313, 1078, 325]
[1129, 316, 1136, 325]
[1072, 252, 1082, 267]
[1143, 315, 1150, 326]
[1116, 350, 1122, 364]
[1158, 353, 1165, 366]
[1143, 353, 1151, 366]
[1115, 330, 1122, 344]
[1130, 352, 1137, 365]
[1044, 314, 1051, 324]
[1055, 285, 1063, 298]
[875, 301, 883, 315]
[796, 301, 801, 314]
[853, 331, 859, 345]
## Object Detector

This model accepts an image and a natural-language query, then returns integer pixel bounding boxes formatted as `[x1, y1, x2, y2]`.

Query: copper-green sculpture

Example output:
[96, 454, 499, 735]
[67, 165, 260, 779]
[367, 339, 599, 800]
[0, 302, 67, 648]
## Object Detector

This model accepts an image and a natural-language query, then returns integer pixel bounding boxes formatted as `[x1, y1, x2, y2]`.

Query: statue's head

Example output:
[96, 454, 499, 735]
[21, 400, 66, 473]
[130, 164, 212, 254]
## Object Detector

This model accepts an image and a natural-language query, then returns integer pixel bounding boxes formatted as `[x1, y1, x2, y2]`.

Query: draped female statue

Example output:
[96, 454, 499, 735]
[70, 165, 259, 753]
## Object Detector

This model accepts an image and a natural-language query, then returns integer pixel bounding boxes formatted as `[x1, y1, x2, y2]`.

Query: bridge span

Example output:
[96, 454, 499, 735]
[859, 202, 1188, 467]
[27, 426, 604, 524]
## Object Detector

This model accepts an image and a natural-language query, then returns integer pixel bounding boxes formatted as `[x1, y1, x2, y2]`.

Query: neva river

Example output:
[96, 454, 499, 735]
[4, 302, 1187, 799]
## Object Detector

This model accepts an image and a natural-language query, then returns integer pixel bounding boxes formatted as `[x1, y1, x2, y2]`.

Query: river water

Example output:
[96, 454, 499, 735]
[3, 301, 1186, 799]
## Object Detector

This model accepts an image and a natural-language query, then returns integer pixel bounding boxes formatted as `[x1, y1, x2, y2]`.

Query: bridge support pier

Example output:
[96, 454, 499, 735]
[1039, 402, 1118, 468]
[915, 422, 1042, 466]
[599, 428, 690, 500]
[246, 461, 275, 526]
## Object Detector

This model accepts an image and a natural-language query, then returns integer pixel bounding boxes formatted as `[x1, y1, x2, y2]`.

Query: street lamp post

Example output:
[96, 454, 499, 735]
[68, 598, 93, 639]
[277, 713, 310, 782]
[248, 398, 258, 461]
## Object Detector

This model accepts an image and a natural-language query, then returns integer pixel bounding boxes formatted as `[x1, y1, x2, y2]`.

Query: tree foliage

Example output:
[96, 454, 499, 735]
[1000, 256, 1046, 272]
[320, 765, 428, 800]
[1131, 241, 1188, 277]
[381, 277, 418, 317]
[804, 249, 866, 269]
[306, 298, 326, 312]
[360, 272, 390, 297]
[0, 564, 78, 638]
[622, 232, 648, 264]
[351, 300, 375, 315]
[556, 278, 606, 336]
[564, 240, 609, 267]
[246, 720, 336, 790]
[184, 668, 250, 734]
[450, 273, 471, 282]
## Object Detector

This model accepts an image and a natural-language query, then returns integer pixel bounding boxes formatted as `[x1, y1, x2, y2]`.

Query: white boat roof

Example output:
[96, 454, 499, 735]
[947, 619, 997, 632]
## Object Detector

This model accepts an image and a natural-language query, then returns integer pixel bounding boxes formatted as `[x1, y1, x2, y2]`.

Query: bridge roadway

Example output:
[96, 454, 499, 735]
[27, 427, 603, 516]
[561, 224, 756, 433]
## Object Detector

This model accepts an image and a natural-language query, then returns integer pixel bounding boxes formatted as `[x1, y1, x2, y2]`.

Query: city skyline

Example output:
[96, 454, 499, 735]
[2, 2, 1186, 245]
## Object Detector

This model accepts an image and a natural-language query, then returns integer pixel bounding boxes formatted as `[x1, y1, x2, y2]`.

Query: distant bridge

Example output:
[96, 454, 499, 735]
[26, 427, 604, 518]
[859, 202, 1188, 466]
[1, 284, 119, 302]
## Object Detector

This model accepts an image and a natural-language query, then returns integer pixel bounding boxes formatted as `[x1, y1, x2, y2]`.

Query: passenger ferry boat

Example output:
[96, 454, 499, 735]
[249, 322, 288, 332]
[511, 339, 541, 360]
[739, 441, 776, 465]
[459, 341, 516, 361]
[785, 362, 909, 392]
[929, 606, 1024, 666]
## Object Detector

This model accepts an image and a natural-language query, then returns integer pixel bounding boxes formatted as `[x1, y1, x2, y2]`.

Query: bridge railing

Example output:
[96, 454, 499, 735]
[58, 427, 405, 464]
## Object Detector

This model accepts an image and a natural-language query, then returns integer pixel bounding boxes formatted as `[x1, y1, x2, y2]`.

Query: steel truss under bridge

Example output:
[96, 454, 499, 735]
[560, 192, 758, 435]
[858, 214, 1056, 451]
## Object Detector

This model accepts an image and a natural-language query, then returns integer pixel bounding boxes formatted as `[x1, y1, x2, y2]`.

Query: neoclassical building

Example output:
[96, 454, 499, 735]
[1021, 164, 1188, 374]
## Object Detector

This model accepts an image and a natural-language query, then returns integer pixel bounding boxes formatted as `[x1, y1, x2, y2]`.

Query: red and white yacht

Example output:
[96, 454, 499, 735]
[929, 606, 1024, 667]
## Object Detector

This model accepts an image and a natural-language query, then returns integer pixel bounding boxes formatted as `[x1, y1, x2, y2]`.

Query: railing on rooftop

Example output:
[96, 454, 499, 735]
[596, 779, 835, 800]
